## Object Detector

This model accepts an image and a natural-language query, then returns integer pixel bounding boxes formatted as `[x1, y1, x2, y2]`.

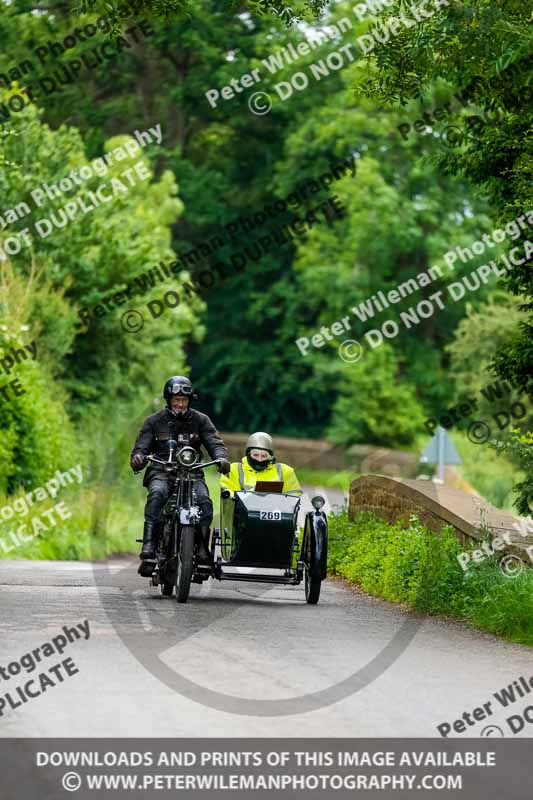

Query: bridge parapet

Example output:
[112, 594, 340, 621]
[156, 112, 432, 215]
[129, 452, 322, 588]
[349, 475, 533, 559]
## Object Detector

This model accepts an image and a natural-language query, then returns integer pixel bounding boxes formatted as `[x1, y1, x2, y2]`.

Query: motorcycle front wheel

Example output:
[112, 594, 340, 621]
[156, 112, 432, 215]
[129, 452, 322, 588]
[175, 525, 195, 604]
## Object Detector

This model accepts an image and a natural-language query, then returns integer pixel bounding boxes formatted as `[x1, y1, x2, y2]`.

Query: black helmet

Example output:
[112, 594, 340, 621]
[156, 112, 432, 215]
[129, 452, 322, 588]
[163, 376, 196, 407]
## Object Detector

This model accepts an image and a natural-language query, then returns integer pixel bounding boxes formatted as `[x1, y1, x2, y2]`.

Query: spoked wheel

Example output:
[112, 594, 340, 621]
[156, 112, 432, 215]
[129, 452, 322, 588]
[304, 563, 322, 604]
[175, 525, 195, 604]
[159, 525, 174, 596]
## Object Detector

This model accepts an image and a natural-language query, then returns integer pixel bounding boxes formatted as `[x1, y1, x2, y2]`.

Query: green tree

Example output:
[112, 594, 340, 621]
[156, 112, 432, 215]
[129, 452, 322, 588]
[1, 0, 522, 452]
[0, 91, 203, 484]
[446, 291, 531, 415]
[77, 0, 326, 25]
[354, 0, 533, 396]
[492, 432, 533, 516]
[0, 260, 78, 491]
[326, 345, 426, 447]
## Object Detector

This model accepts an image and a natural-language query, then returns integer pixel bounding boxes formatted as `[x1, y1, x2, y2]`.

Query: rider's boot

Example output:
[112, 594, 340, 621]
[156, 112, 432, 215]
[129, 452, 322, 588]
[198, 524, 211, 565]
[140, 520, 157, 561]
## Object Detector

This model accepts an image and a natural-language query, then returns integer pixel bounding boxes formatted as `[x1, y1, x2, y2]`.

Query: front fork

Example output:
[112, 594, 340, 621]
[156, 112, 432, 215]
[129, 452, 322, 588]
[156, 508, 221, 581]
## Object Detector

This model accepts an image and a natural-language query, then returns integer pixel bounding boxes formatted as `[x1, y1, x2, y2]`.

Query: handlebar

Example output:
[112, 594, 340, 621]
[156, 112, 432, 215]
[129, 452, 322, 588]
[145, 454, 222, 471]
[194, 458, 222, 470]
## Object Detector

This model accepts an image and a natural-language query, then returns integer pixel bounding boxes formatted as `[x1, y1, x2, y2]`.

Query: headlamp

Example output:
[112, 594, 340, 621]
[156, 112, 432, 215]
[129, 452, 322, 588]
[311, 495, 325, 510]
[177, 446, 199, 467]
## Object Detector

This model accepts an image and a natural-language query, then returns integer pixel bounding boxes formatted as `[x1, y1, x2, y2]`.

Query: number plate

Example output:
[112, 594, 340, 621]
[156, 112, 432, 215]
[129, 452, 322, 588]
[260, 510, 282, 521]
[180, 507, 200, 525]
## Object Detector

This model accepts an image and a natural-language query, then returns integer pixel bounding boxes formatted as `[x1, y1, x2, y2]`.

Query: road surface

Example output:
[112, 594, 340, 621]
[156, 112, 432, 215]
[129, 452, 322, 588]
[1, 546, 531, 738]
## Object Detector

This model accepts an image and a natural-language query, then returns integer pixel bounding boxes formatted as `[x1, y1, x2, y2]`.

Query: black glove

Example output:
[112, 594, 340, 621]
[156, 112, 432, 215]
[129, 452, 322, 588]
[131, 453, 147, 472]
[217, 458, 231, 475]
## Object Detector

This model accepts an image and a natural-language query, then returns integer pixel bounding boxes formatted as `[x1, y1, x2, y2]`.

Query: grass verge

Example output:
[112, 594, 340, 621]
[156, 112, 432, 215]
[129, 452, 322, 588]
[0, 471, 224, 561]
[329, 510, 533, 646]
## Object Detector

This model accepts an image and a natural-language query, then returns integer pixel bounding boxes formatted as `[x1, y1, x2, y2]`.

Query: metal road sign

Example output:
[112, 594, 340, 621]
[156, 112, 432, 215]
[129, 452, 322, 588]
[420, 426, 462, 482]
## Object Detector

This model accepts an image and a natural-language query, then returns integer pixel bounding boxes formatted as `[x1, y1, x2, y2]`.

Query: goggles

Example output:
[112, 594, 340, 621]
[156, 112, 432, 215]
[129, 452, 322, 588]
[170, 383, 193, 396]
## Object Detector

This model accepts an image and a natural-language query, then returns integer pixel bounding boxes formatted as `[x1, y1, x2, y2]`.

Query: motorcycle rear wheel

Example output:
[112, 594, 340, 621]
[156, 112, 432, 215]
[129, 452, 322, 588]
[175, 525, 195, 604]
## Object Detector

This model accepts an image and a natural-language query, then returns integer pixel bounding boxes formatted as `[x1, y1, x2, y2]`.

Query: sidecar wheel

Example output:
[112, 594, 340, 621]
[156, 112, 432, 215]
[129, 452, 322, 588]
[304, 564, 321, 604]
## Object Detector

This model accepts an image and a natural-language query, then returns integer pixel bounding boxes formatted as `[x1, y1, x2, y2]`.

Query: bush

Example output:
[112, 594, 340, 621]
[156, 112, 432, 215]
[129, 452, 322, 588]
[326, 346, 427, 448]
[0, 262, 79, 493]
[329, 510, 533, 645]
[0, 345, 78, 494]
[459, 562, 533, 644]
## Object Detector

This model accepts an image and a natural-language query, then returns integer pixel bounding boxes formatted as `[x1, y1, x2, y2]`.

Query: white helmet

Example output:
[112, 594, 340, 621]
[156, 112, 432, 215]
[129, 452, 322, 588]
[245, 431, 274, 456]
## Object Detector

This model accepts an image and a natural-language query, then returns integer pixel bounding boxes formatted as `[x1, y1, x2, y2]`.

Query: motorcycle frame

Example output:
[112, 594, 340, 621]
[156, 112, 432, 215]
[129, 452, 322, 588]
[145, 452, 221, 584]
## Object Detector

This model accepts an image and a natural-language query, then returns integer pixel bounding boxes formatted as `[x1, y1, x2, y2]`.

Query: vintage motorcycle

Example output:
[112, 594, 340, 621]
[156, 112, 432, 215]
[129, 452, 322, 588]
[138, 440, 220, 602]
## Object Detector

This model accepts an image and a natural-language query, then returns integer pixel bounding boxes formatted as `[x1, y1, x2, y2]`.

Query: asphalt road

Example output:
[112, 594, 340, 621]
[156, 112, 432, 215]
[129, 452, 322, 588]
[1, 572, 531, 737]
[0, 486, 531, 738]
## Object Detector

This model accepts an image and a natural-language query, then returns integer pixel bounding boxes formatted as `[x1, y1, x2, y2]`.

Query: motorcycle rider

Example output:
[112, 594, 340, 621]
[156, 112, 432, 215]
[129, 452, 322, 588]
[220, 432, 302, 495]
[130, 376, 231, 564]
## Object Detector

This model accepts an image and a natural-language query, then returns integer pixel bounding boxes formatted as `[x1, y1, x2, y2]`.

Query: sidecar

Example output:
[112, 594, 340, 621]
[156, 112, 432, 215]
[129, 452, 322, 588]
[213, 489, 328, 604]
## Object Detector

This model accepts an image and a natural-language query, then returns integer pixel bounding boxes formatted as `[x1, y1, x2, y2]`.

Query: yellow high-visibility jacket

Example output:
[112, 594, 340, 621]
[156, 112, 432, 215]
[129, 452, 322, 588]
[220, 456, 302, 495]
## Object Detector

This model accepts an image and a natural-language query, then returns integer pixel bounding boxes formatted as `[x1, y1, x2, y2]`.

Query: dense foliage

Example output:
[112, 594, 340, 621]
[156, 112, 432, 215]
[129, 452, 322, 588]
[349, 0, 533, 506]
[0, 0, 530, 512]
[78, 0, 327, 25]
[492, 432, 533, 517]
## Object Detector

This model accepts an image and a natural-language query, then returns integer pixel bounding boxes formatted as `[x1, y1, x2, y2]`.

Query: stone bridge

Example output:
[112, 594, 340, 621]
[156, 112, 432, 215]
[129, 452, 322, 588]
[349, 475, 533, 561]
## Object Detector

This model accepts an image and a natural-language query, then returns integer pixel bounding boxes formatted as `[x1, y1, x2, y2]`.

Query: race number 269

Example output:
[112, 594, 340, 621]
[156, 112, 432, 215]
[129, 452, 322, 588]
[260, 510, 281, 520]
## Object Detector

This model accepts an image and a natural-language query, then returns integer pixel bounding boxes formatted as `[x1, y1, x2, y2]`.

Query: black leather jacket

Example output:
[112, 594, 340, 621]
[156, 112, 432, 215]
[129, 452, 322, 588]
[130, 407, 228, 486]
